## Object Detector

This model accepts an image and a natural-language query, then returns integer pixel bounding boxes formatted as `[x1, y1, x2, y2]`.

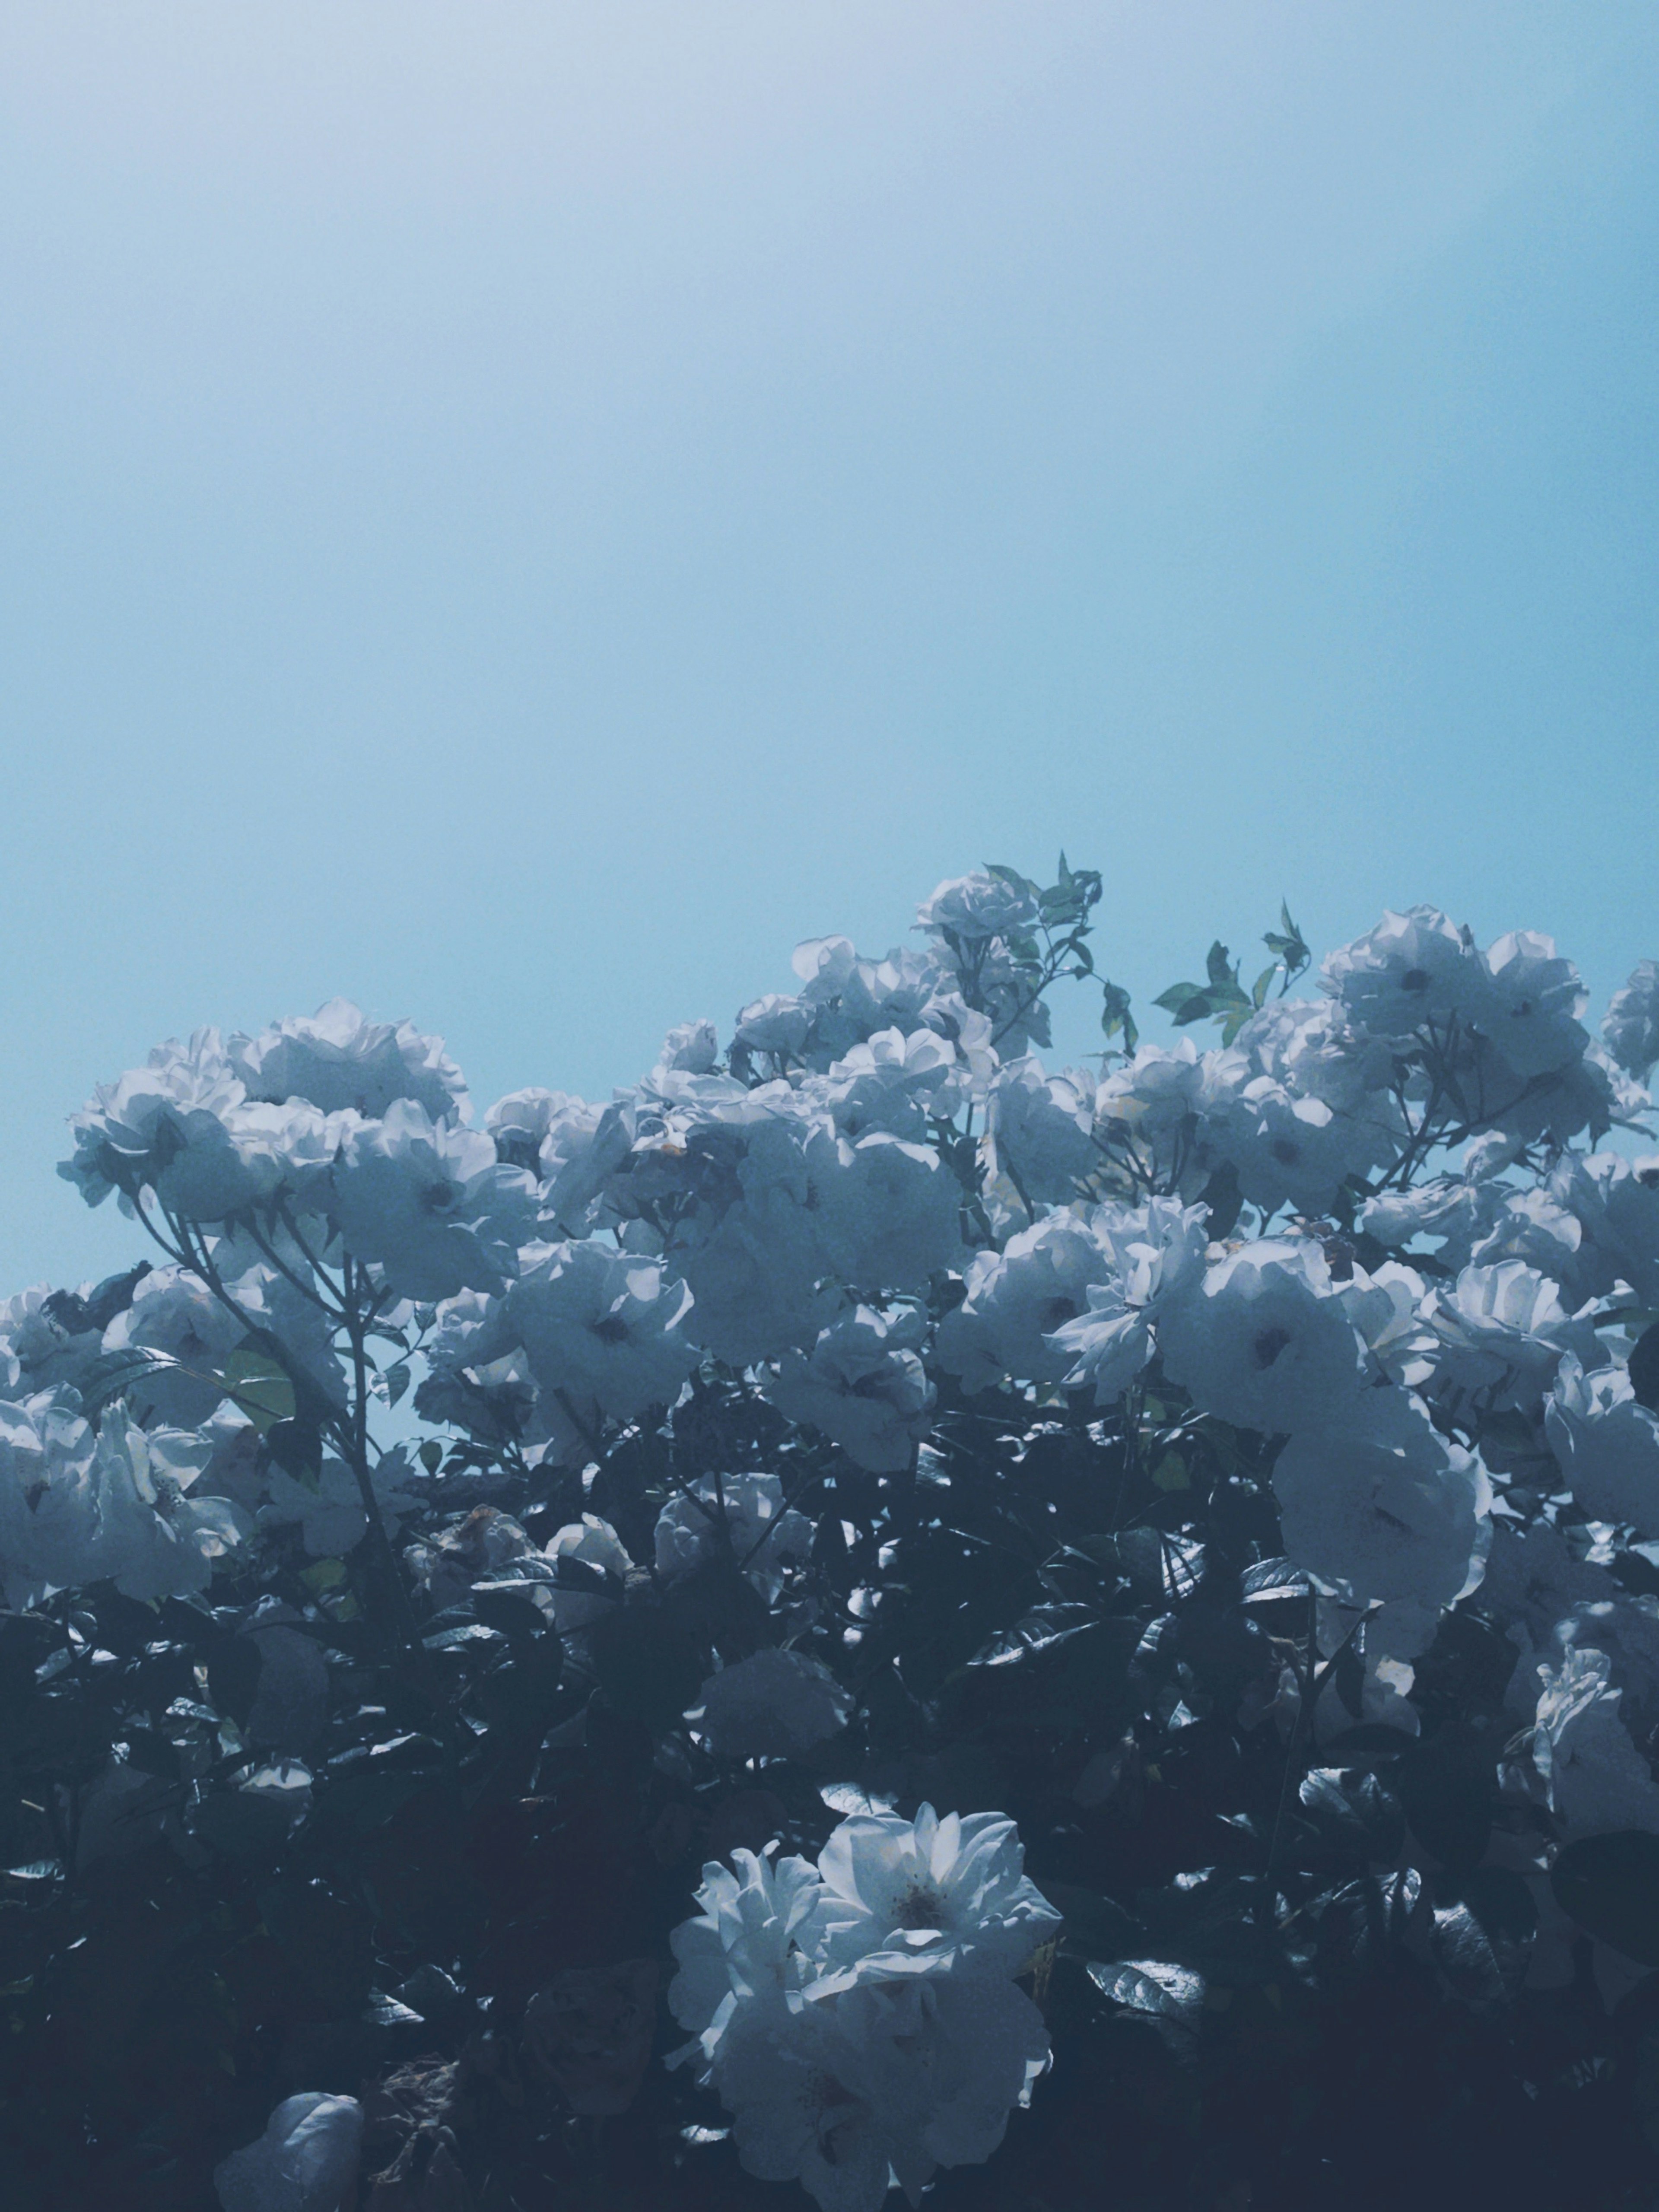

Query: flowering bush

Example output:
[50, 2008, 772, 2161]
[5, 865, 1659, 2207]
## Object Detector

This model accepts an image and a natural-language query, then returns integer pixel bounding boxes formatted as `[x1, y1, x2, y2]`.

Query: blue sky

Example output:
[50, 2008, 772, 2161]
[1, 1, 1655, 1290]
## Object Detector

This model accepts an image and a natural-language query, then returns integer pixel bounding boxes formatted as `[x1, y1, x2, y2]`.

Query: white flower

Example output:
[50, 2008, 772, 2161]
[813, 1802, 1061, 1981]
[1467, 1187, 1584, 1280]
[1549, 1151, 1659, 1305]
[983, 1060, 1097, 1210]
[0, 1405, 246, 1606]
[916, 872, 1038, 944]
[1334, 1261, 1437, 1389]
[1604, 960, 1659, 1080]
[231, 998, 466, 1122]
[719, 1970, 1048, 2212]
[1546, 1355, 1659, 1535]
[61, 1029, 265, 1219]
[764, 1305, 935, 1472]
[735, 995, 814, 1062]
[541, 1511, 632, 1630]
[668, 1845, 828, 2078]
[818, 1027, 968, 1142]
[1042, 1196, 1211, 1406]
[1157, 1239, 1368, 1435]
[1230, 997, 1395, 1116]
[102, 1265, 249, 1427]
[1320, 906, 1488, 1039]
[667, 1800, 1054, 2212]
[0, 1283, 109, 1401]
[938, 1214, 1108, 1395]
[1207, 1075, 1400, 1218]
[655, 1472, 816, 1610]
[659, 1018, 721, 1074]
[1532, 1645, 1659, 1842]
[813, 1128, 964, 1291]
[214, 2092, 362, 2212]
[1271, 1388, 1492, 1611]
[688, 1648, 853, 1761]
[1424, 1260, 1600, 1412]
[261, 1450, 421, 1557]
[1475, 930, 1589, 1081]
[329, 1101, 538, 1301]
[505, 1240, 696, 1422]
[677, 1116, 839, 1364]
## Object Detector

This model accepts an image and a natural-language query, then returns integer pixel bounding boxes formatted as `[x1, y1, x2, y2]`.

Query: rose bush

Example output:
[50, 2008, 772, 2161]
[3, 863, 1659, 2207]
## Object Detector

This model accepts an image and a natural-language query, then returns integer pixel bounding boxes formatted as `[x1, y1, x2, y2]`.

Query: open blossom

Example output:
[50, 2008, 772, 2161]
[938, 1214, 1108, 1394]
[816, 1027, 968, 1142]
[669, 1846, 829, 2075]
[231, 998, 466, 1123]
[670, 1805, 1054, 2212]
[1321, 905, 1487, 1039]
[1424, 1259, 1601, 1412]
[1157, 1239, 1369, 1435]
[1271, 1387, 1492, 1612]
[0, 1399, 246, 1606]
[1043, 1196, 1209, 1406]
[329, 1101, 538, 1301]
[60, 1029, 265, 1219]
[916, 871, 1039, 944]
[504, 1239, 696, 1422]
[101, 1264, 249, 1427]
[1545, 1354, 1659, 1536]
[813, 1802, 1062, 1981]
[719, 1969, 1049, 2212]
[983, 1059, 1097, 1210]
[764, 1304, 935, 1472]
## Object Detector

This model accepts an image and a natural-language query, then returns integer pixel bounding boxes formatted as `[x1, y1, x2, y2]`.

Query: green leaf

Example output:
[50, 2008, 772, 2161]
[1153, 982, 1208, 1015]
[218, 1348, 296, 1434]
[1205, 941, 1239, 992]
[383, 1360, 412, 1408]
[1552, 1831, 1659, 1965]
[985, 863, 1038, 896]
[1099, 982, 1138, 1055]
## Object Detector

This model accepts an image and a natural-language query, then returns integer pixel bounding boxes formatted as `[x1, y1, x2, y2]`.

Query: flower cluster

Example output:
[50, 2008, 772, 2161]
[668, 1806, 1057, 2210]
[7, 861, 1659, 2208]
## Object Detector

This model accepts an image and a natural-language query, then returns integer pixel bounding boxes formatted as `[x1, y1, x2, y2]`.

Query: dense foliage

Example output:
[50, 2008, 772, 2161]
[5, 865, 1659, 2211]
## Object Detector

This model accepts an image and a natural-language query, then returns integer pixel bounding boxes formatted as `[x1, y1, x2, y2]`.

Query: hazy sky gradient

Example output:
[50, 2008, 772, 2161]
[2, 2, 1655, 1289]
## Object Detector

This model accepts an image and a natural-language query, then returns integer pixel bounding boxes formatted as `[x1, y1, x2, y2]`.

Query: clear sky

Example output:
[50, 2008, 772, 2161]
[1, 1, 1655, 1292]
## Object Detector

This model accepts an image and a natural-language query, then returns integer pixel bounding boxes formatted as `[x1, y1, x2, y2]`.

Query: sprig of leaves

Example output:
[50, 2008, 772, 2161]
[1154, 904, 1311, 1044]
